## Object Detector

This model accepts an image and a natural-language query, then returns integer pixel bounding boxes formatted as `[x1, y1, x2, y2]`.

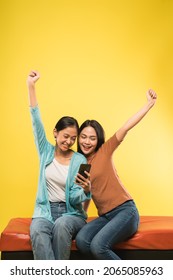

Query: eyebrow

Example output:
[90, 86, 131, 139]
[64, 133, 77, 137]
[81, 133, 97, 138]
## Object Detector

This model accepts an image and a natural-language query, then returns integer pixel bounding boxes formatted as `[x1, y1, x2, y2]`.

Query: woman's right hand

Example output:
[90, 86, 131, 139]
[75, 171, 91, 194]
[27, 70, 40, 87]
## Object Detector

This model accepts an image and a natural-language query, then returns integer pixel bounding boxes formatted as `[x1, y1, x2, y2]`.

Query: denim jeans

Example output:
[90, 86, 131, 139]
[30, 202, 86, 260]
[76, 200, 139, 260]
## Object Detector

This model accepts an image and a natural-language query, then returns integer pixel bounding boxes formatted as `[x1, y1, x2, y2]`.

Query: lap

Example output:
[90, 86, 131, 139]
[77, 201, 139, 243]
[76, 216, 108, 241]
[30, 218, 53, 234]
[53, 215, 86, 231]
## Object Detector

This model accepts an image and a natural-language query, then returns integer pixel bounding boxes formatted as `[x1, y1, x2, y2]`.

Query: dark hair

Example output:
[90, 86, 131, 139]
[55, 116, 79, 134]
[77, 120, 105, 154]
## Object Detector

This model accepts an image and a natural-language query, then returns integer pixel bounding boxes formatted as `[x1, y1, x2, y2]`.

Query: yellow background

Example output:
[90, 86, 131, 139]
[0, 0, 173, 234]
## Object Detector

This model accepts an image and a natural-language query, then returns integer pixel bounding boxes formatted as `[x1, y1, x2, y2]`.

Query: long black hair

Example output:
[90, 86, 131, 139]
[77, 120, 105, 154]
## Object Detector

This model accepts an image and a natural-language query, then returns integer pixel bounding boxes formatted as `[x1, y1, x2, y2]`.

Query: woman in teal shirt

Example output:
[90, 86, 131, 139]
[27, 70, 91, 260]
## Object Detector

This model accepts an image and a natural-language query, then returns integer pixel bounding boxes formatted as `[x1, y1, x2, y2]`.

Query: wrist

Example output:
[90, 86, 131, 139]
[27, 81, 35, 89]
[147, 100, 155, 109]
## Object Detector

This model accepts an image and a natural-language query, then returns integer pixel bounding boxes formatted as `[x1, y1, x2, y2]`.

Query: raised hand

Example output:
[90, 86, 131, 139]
[27, 70, 40, 87]
[147, 89, 157, 106]
[27, 70, 40, 107]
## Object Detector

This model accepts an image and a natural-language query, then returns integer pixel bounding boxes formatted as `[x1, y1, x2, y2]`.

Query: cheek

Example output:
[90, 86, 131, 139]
[92, 141, 97, 148]
[71, 139, 76, 145]
[78, 138, 83, 145]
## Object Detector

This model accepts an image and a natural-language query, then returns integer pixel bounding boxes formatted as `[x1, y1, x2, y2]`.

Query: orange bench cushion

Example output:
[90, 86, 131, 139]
[0, 216, 173, 252]
[116, 216, 173, 250]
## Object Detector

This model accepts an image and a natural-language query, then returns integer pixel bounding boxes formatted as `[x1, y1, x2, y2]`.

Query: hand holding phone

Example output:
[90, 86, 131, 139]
[75, 164, 91, 193]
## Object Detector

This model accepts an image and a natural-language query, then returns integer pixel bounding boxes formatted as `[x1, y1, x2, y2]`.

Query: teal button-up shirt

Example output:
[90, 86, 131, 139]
[30, 106, 91, 223]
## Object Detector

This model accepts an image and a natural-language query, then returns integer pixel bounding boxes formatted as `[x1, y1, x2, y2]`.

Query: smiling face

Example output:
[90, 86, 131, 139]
[54, 126, 77, 152]
[78, 126, 98, 157]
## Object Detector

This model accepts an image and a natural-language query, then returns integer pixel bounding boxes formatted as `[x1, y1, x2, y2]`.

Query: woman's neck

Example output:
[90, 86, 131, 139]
[54, 148, 73, 165]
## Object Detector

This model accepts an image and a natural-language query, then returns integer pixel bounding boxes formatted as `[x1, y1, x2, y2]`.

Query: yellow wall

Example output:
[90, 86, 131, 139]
[0, 0, 173, 234]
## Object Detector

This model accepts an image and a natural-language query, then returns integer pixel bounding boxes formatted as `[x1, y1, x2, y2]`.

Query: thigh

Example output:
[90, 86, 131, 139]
[76, 216, 109, 242]
[30, 218, 53, 236]
[94, 202, 139, 247]
[53, 215, 86, 238]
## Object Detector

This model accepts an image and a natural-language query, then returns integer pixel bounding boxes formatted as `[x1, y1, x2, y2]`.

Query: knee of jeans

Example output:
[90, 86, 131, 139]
[75, 232, 90, 254]
[75, 232, 84, 249]
[54, 217, 72, 232]
[30, 220, 47, 241]
[90, 237, 106, 257]
[30, 221, 44, 234]
[30, 227, 42, 245]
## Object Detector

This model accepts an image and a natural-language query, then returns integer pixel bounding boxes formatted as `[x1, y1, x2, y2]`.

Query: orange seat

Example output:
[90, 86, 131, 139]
[0, 216, 173, 252]
[115, 216, 173, 250]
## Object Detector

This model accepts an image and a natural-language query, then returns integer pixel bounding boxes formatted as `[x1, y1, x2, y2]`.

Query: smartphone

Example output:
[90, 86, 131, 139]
[77, 164, 91, 179]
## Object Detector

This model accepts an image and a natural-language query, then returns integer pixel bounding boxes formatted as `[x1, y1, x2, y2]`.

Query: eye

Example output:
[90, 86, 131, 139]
[90, 137, 97, 141]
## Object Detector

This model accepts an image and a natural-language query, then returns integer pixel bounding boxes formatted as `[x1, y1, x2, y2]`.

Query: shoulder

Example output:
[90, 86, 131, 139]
[69, 152, 87, 174]
[107, 133, 121, 146]
[72, 152, 87, 163]
[99, 133, 121, 155]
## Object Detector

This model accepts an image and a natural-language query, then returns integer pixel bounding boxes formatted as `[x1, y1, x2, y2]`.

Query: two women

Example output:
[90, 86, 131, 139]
[27, 71, 157, 260]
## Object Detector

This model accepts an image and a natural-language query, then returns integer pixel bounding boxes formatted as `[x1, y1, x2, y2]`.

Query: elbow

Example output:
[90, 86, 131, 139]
[116, 129, 128, 143]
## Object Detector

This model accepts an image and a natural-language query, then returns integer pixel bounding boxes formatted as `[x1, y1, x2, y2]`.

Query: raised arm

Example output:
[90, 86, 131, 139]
[27, 70, 40, 107]
[116, 89, 157, 142]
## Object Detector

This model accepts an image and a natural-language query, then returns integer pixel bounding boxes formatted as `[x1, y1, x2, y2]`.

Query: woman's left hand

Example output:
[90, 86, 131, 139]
[75, 171, 91, 194]
[147, 89, 157, 106]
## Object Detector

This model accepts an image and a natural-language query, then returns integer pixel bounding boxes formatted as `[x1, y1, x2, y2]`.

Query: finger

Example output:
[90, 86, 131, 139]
[29, 70, 39, 78]
[148, 89, 157, 99]
[84, 171, 90, 178]
[150, 91, 157, 99]
[77, 173, 87, 181]
[29, 72, 35, 77]
[75, 176, 85, 185]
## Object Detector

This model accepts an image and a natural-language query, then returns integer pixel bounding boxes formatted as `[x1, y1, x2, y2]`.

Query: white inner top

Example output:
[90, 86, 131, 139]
[45, 158, 69, 202]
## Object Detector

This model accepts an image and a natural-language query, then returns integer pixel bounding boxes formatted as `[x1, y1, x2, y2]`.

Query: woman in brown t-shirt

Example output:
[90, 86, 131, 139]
[76, 89, 157, 259]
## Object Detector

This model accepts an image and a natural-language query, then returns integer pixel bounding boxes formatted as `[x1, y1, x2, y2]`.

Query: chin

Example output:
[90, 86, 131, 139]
[83, 150, 91, 156]
[61, 147, 69, 152]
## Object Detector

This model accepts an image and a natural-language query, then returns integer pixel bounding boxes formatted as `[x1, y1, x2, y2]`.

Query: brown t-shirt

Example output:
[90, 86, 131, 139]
[88, 133, 132, 216]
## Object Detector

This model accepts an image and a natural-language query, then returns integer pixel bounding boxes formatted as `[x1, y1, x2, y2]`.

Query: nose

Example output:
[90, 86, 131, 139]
[66, 138, 71, 145]
[84, 138, 90, 145]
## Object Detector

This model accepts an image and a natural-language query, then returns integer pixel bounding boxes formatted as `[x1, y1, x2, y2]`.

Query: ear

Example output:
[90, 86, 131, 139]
[53, 128, 58, 139]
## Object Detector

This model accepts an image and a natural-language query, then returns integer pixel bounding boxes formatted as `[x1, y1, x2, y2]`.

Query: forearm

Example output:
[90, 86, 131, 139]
[27, 70, 40, 107]
[28, 83, 38, 107]
[116, 100, 155, 142]
[30, 106, 47, 156]
[123, 100, 154, 131]
[70, 187, 91, 205]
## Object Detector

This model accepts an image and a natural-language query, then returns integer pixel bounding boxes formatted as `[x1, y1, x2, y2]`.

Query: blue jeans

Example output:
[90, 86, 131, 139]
[30, 202, 86, 260]
[76, 200, 139, 260]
